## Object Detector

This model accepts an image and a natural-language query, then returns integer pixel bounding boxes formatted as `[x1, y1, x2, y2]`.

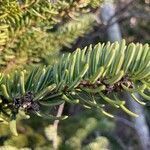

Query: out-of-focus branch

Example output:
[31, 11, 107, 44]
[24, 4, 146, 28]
[107, 0, 134, 25]
[95, 0, 150, 32]
[115, 117, 135, 129]
[53, 103, 65, 150]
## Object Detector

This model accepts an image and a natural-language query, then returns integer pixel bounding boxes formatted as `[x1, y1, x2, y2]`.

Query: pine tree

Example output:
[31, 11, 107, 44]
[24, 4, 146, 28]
[0, 1, 150, 149]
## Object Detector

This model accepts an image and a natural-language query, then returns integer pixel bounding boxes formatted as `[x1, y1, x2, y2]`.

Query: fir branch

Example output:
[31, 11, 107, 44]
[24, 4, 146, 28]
[0, 40, 150, 135]
[0, 0, 102, 49]
[0, 0, 98, 71]
[0, 14, 95, 72]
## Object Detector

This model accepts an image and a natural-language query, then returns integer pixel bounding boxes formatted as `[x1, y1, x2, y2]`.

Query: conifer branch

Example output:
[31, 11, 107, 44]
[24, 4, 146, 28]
[0, 0, 99, 71]
[0, 40, 150, 135]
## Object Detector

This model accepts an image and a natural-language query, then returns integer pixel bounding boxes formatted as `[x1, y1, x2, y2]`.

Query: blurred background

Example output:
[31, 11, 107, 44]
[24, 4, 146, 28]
[0, 0, 150, 150]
